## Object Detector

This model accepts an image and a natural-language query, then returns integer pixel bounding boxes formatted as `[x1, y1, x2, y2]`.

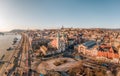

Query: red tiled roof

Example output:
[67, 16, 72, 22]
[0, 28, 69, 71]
[50, 39, 57, 48]
[97, 51, 119, 59]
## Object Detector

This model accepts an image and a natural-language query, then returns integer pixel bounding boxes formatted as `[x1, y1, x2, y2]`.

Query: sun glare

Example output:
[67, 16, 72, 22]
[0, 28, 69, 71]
[0, 19, 10, 32]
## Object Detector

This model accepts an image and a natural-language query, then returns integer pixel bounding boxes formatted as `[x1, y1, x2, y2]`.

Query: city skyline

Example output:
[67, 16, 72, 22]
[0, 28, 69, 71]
[0, 0, 120, 32]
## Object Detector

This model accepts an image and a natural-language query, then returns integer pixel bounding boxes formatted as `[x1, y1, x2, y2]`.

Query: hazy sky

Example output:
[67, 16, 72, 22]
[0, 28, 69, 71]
[0, 0, 120, 31]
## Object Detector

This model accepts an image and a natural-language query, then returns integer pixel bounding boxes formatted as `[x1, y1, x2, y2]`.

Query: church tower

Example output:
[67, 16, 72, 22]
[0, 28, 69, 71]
[60, 32, 66, 51]
[56, 32, 60, 50]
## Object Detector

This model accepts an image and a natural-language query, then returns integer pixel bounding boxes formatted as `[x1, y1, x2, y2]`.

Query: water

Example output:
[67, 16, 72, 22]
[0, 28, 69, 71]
[0, 33, 21, 58]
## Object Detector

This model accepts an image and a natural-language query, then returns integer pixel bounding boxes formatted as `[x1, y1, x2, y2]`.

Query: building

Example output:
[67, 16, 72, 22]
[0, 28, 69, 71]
[97, 44, 119, 59]
[48, 32, 66, 52]
[35, 32, 67, 56]
[40, 45, 48, 55]
[74, 40, 97, 56]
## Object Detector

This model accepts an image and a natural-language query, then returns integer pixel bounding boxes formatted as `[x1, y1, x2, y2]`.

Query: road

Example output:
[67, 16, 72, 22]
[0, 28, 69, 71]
[14, 33, 31, 76]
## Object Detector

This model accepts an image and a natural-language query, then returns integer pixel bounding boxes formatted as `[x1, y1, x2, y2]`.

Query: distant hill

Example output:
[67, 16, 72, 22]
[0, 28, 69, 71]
[0, 32, 4, 35]
[10, 29, 25, 33]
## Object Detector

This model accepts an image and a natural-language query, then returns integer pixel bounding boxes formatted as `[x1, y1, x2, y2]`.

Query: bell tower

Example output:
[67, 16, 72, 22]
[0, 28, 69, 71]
[57, 32, 60, 49]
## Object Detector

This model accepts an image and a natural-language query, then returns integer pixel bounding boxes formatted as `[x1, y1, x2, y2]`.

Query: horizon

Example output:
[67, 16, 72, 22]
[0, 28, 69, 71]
[1, 27, 120, 32]
[0, 0, 120, 32]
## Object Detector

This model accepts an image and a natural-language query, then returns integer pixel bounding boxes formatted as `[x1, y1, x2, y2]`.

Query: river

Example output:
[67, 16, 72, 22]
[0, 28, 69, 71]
[0, 33, 21, 58]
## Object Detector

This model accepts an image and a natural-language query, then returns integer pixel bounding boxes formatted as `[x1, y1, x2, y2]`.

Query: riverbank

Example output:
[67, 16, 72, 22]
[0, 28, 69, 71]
[0, 34, 21, 58]
[0, 34, 21, 68]
[0, 33, 22, 75]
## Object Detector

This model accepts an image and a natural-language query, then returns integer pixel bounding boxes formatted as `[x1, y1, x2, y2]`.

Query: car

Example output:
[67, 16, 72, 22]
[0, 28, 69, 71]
[101, 63, 108, 67]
